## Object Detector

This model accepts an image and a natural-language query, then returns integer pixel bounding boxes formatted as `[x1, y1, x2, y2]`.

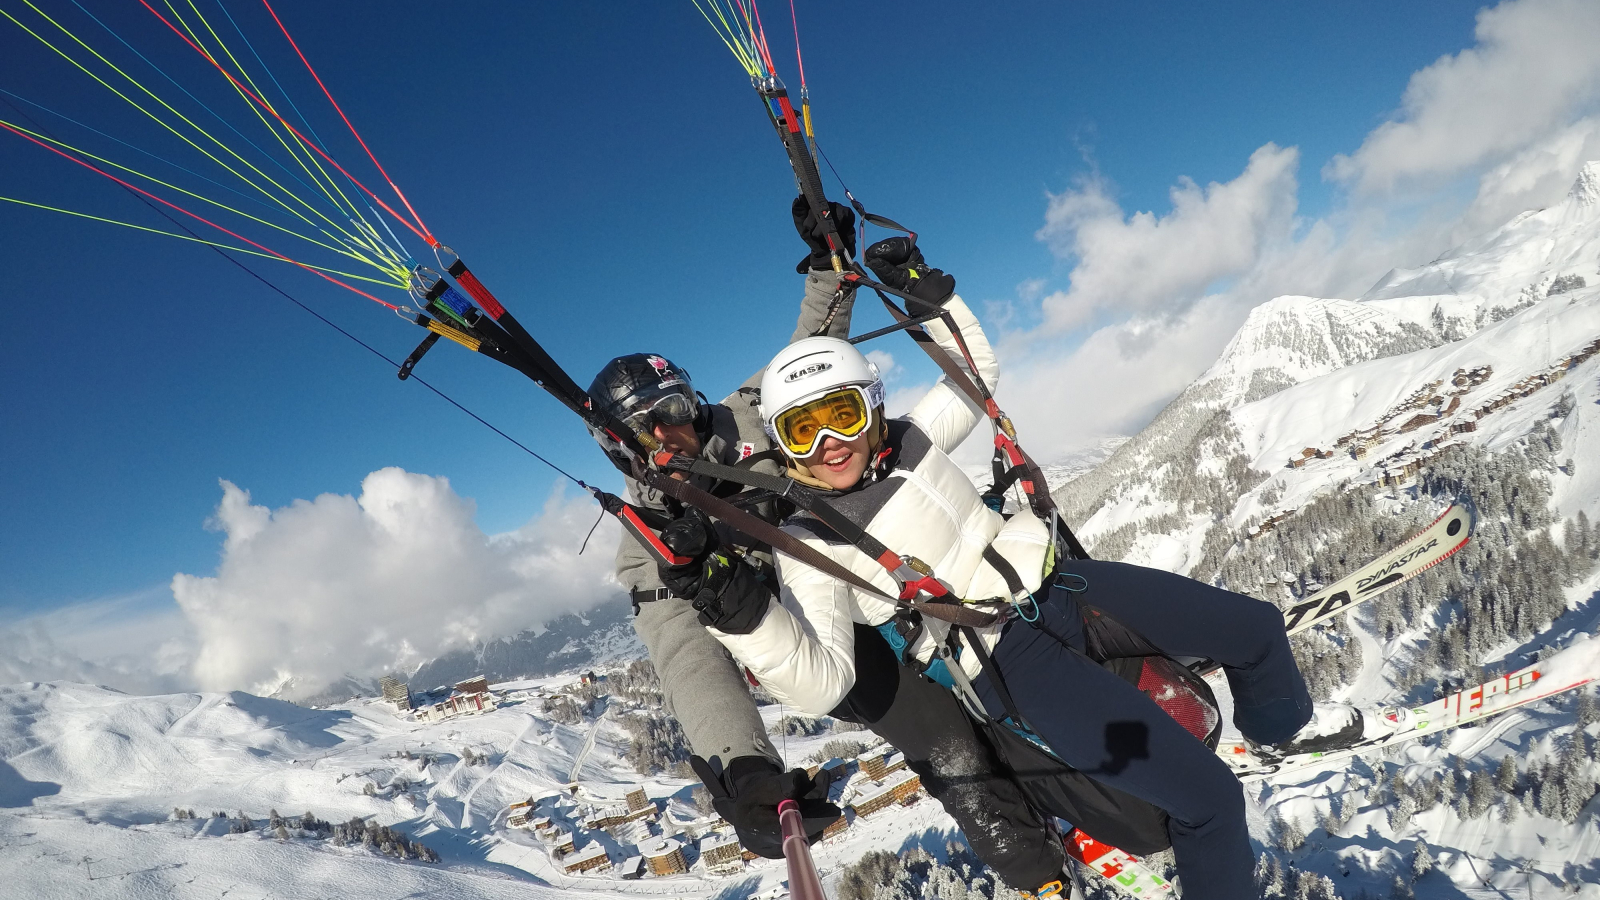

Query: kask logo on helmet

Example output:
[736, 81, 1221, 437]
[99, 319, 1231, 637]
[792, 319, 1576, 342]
[784, 361, 833, 382]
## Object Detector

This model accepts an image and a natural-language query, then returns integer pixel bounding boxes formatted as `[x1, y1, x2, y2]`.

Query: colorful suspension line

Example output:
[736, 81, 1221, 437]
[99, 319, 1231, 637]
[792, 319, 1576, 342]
[61, 0, 365, 235]
[0, 195, 400, 288]
[1, 75, 594, 518]
[207, 0, 413, 261]
[256, 0, 434, 247]
[159, 0, 371, 246]
[2, 0, 391, 265]
[0, 118, 402, 310]
[0, 115, 403, 281]
[137, 0, 432, 247]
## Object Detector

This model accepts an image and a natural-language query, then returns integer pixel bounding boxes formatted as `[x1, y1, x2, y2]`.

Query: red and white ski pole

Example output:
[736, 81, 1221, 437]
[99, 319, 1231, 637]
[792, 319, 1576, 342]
[777, 799, 827, 900]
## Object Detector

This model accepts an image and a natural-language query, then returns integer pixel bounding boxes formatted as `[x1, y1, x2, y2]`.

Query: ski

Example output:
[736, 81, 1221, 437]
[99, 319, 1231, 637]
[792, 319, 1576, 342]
[1198, 500, 1474, 686]
[1280, 500, 1474, 636]
[1217, 634, 1600, 781]
[1061, 827, 1172, 896]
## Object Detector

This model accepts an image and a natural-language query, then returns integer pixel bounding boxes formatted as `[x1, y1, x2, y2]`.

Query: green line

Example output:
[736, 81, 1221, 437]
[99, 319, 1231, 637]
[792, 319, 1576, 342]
[169, 0, 356, 225]
[0, 115, 389, 272]
[691, 0, 761, 76]
[6, 0, 375, 252]
[0, 195, 406, 288]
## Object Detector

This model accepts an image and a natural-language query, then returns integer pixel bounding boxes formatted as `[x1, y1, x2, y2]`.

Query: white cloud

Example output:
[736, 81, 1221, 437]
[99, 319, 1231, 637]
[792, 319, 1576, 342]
[1449, 117, 1600, 241]
[995, 296, 1252, 459]
[997, 0, 1600, 461]
[864, 348, 898, 383]
[0, 589, 196, 695]
[1327, 0, 1600, 195]
[170, 469, 618, 699]
[1034, 144, 1301, 332]
[1016, 278, 1047, 302]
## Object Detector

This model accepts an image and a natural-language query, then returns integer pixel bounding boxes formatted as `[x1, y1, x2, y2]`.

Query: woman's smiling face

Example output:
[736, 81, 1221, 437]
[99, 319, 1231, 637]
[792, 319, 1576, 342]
[802, 431, 873, 490]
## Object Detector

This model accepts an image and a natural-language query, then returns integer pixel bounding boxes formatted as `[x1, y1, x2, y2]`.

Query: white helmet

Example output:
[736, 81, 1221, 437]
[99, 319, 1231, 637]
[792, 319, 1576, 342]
[760, 337, 885, 459]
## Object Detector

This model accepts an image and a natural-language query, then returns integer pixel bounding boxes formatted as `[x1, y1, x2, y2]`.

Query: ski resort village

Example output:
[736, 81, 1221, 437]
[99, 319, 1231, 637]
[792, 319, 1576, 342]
[0, 663, 954, 900]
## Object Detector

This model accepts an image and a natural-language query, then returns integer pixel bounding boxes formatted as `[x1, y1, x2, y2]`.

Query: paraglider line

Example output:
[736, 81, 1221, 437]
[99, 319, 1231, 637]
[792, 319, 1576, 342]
[221, 246, 589, 489]
[788, 0, 805, 86]
[138, 0, 432, 246]
[209, 0, 412, 262]
[62, 0, 350, 224]
[0, 118, 399, 310]
[1, 10, 587, 493]
[257, 0, 434, 246]
[0, 86, 271, 216]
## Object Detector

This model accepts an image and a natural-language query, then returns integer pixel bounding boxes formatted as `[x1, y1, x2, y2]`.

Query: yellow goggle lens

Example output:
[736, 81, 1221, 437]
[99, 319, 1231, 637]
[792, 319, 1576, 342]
[775, 388, 871, 456]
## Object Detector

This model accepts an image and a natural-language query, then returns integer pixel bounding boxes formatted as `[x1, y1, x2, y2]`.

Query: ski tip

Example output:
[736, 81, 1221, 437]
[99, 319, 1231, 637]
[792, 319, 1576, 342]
[1450, 495, 1479, 535]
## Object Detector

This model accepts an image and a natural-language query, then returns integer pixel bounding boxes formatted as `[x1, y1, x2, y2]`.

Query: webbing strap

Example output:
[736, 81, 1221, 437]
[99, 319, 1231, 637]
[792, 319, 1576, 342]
[644, 471, 997, 629]
[982, 545, 1030, 599]
[734, 447, 787, 470]
[959, 624, 1039, 736]
[657, 453, 917, 589]
[858, 275, 1091, 561]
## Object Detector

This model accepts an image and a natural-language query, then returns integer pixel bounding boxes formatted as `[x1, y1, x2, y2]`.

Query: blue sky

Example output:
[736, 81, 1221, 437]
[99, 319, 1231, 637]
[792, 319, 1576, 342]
[0, 0, 1552, 619]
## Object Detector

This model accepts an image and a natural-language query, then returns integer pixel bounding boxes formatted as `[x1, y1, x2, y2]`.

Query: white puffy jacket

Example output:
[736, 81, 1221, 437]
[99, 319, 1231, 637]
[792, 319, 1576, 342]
[709, 296, 1052, 714]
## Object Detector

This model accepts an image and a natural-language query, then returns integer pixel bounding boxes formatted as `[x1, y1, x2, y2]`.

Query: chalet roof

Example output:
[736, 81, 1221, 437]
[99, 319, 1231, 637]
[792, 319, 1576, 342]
[852, 769, 919, 805]
[643, 837, 682, 859]
[565, 844, 608, 864]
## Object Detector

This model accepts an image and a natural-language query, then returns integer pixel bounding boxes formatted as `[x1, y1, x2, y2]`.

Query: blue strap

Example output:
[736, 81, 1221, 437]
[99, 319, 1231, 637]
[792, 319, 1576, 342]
[874, 621, 955, 690]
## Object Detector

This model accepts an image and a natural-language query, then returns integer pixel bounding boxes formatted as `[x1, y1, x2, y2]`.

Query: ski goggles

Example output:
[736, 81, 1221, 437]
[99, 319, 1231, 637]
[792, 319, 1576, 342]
[618, 388, 698, 434]
[770, 384, 882, 459]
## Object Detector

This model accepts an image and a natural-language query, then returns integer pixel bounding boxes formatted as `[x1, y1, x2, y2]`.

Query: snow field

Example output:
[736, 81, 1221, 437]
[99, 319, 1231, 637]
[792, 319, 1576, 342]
[0, 672, 990, 900]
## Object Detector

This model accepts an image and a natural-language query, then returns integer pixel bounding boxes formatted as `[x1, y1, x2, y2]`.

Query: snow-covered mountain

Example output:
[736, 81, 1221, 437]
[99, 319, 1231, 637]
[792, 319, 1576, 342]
[1058, 161, 1600, 569]
[1051, 162, 1600, 898]
[407, 602, 641, 692]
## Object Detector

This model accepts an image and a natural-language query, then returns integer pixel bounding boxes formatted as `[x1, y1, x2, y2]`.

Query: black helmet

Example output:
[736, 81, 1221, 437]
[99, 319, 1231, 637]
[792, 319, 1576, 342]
[587, 354, 700, 462]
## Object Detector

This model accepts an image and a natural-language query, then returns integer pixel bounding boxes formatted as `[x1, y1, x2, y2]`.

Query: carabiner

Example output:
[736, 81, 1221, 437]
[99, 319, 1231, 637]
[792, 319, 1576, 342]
[1010, 591, 1040, 623]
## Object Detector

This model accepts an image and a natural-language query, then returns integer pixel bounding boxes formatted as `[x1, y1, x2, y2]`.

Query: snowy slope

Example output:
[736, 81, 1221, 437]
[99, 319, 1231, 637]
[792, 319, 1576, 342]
[0, 675, 975, 900]
[1050, 162, 1600, 898]
[1233, 288, 1600, 526]
[1362, 162, 1600, 305]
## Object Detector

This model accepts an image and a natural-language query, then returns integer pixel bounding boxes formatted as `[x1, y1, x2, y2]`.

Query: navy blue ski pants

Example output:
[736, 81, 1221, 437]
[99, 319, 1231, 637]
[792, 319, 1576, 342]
[972, 559, 1313, 900]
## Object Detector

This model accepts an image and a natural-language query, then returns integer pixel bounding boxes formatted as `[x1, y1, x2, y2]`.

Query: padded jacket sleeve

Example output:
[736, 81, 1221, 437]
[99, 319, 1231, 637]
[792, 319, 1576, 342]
[710, 533, 888, 715]
[906, 296, 997, 455]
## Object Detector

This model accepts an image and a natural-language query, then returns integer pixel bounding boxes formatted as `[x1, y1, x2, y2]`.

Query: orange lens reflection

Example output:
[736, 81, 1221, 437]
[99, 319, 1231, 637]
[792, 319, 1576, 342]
[775, 388, 871, 455]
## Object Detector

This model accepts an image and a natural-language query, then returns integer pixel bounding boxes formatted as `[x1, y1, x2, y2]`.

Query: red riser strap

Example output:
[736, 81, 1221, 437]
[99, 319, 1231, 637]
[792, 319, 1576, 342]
[450, 266, 506, 320]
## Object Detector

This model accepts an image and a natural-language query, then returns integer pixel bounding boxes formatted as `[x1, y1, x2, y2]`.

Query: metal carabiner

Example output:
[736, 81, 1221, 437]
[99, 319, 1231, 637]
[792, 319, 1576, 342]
[1009, 591, 1040, 623]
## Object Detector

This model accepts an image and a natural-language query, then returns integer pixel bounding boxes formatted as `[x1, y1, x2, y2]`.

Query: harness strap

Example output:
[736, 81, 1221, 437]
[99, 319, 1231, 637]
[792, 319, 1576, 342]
[959, 624, 1040, 737]
[848, 275, 1091, 561]
[644, 470, 997, 629]
[655, 452, 956, 602]
[734, 447, 787, 470]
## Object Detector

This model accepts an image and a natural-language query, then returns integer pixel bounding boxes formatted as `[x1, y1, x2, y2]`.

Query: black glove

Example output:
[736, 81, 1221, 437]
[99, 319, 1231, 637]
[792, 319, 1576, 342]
[864, 236, 956, 308]
[690, 755, 841, 859]
[793, 195, 857, 273]
[658, 510, 772, 633]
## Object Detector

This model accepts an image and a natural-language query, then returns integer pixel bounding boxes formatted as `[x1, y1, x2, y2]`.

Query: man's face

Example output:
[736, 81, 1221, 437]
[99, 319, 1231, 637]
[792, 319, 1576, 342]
[654, 420, 701, 479]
